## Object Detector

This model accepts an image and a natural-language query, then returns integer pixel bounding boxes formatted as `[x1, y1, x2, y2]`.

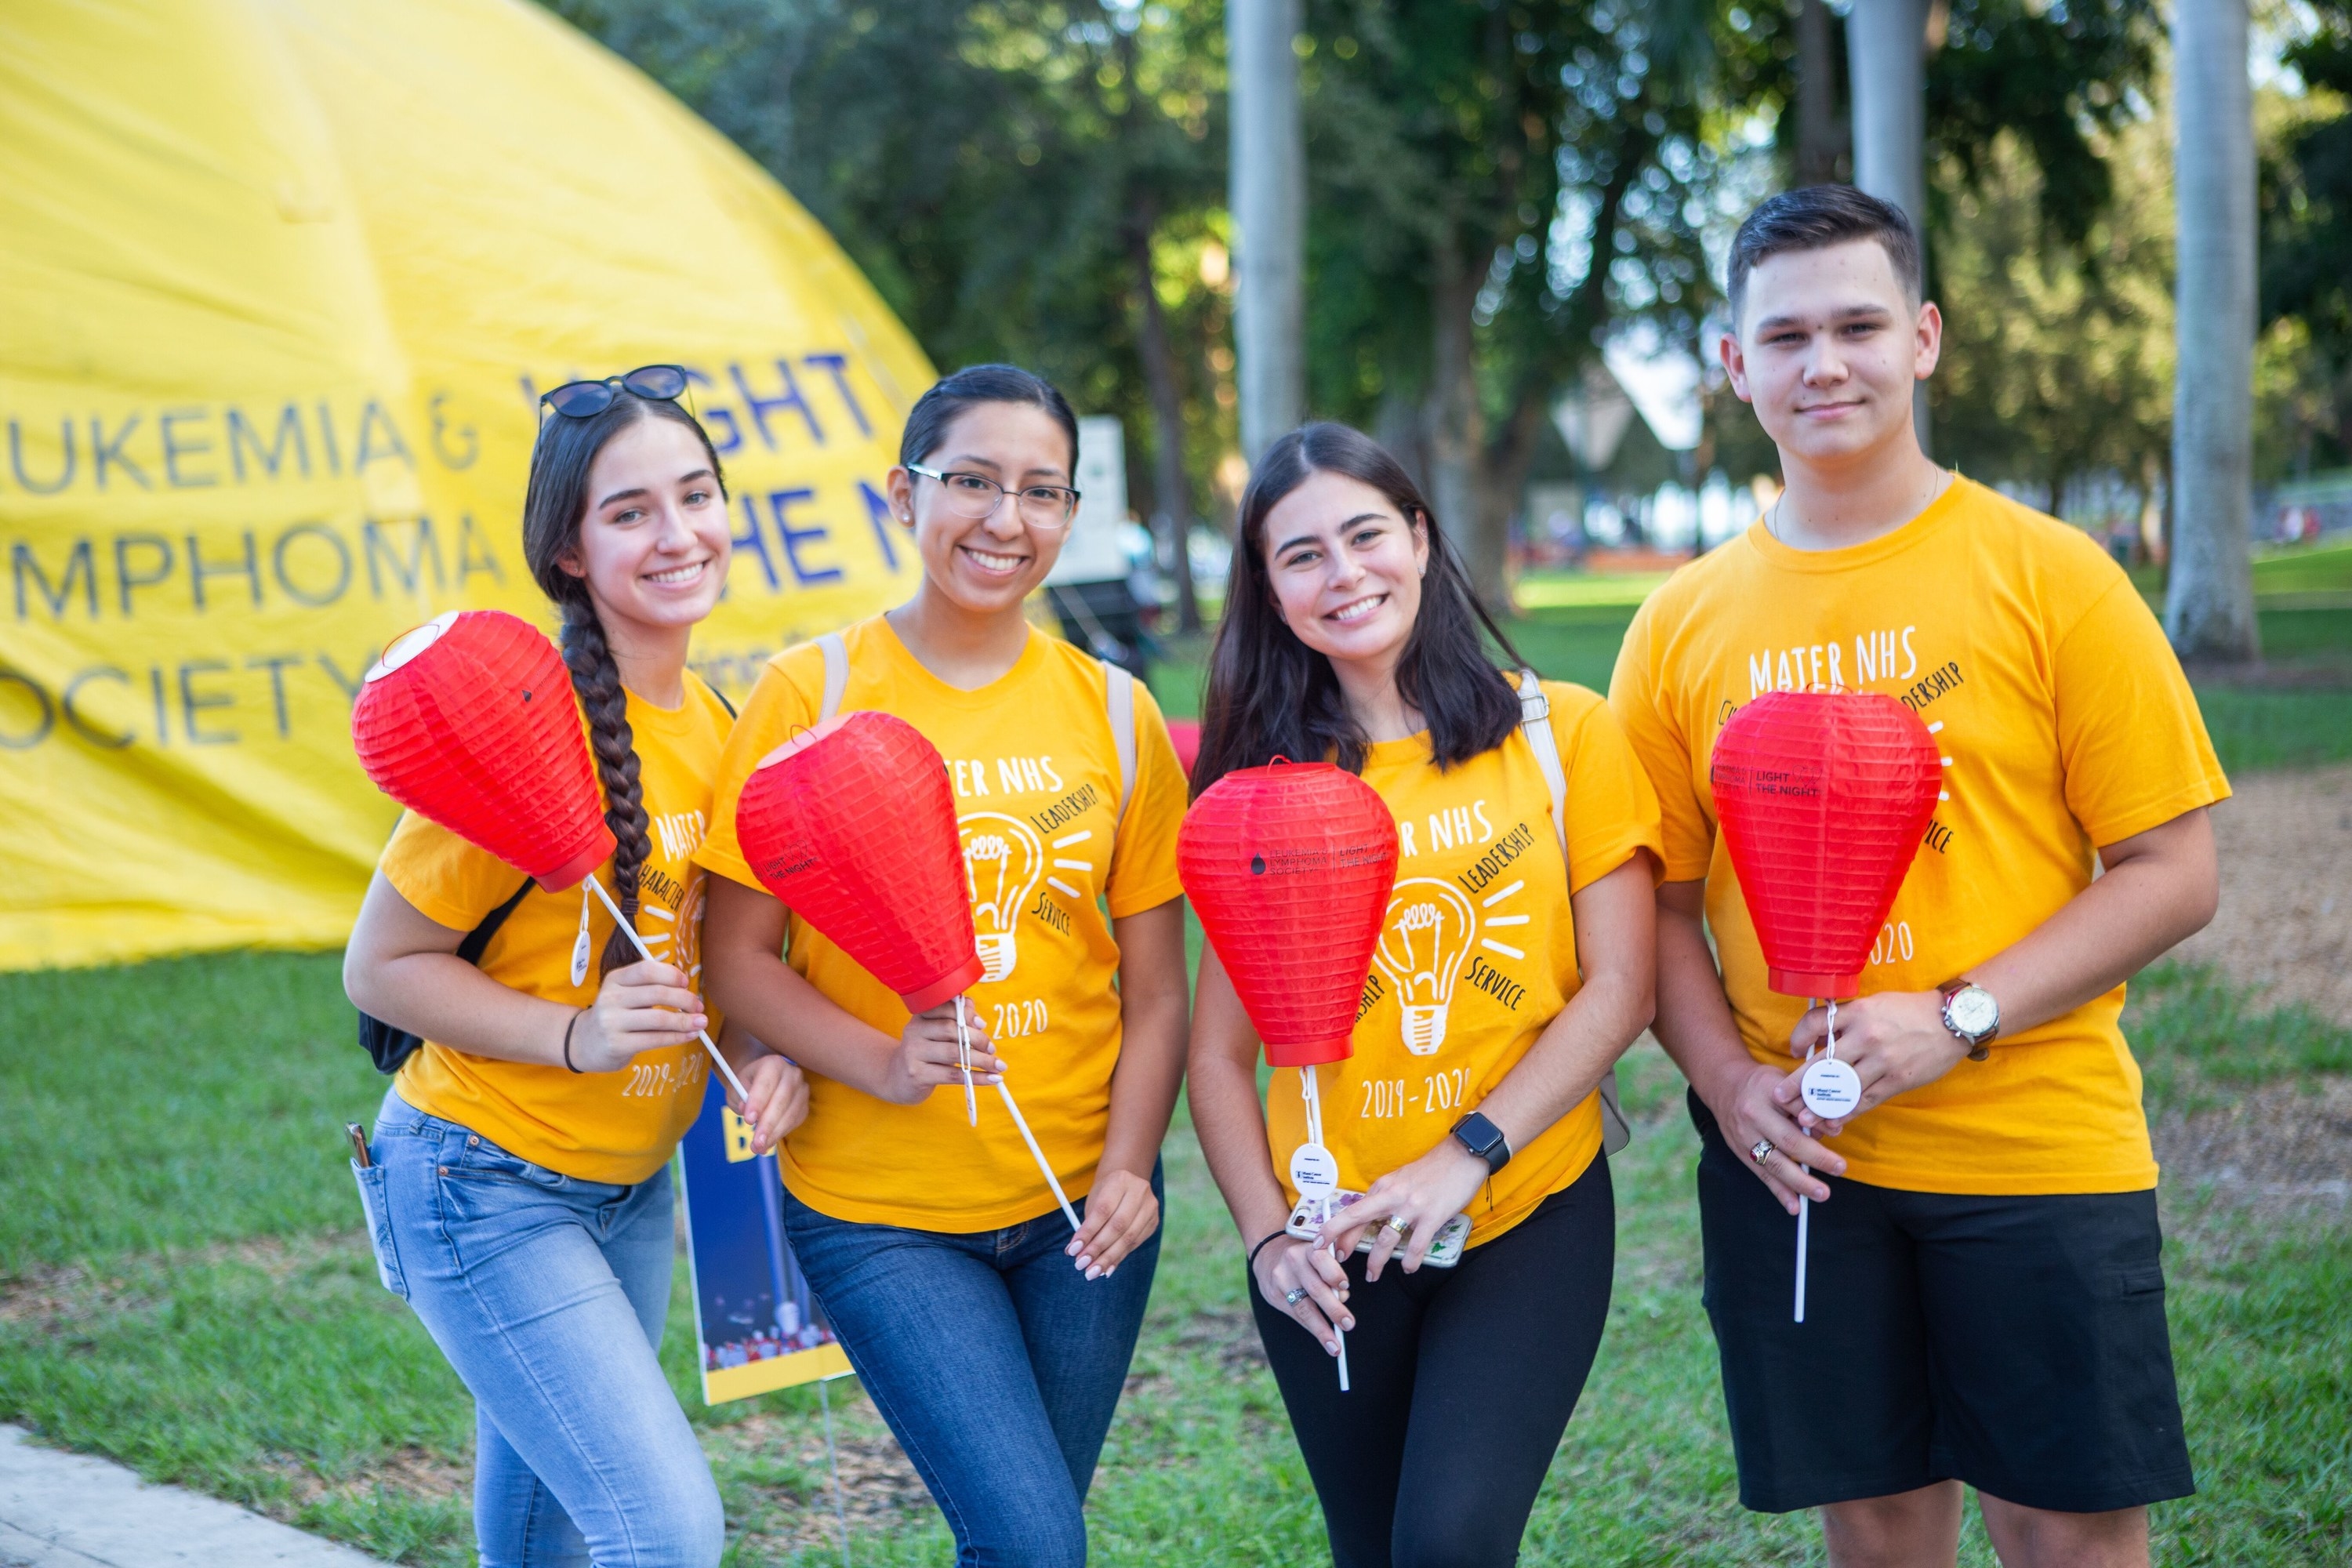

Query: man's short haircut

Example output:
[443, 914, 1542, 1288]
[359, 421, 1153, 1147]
[1728, 184, 1922, 324]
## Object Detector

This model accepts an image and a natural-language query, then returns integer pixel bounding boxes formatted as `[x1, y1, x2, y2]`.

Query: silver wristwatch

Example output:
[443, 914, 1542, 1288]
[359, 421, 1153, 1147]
[1938, 978, 2001, 1060]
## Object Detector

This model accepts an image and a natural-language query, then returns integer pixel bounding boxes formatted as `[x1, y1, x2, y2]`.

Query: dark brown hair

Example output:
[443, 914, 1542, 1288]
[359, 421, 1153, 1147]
[1728, 184, 1922, 323]
[520, 394, 725, 975]
[900, 363, 1079, 471]
[1192, 422, 1526, 794]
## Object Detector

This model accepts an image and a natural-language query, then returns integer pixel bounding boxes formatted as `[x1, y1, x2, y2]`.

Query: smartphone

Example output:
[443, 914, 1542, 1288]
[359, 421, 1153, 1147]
[345, 1121, 372, 1169]
[1284, 1189, 1472, 1269]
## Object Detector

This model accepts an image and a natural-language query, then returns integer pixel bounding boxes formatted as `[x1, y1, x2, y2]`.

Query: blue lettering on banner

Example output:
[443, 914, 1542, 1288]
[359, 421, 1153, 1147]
[768, 489, 844, 586]
[9, 418, 75, 494]
[729, 493, 779, 593]
[801, 354, 871, 437]
[63, 666, 131, 748]
[114, 534, 175, 615]
[362, 517, 444, 597]
[0, 665, 53, 750]
[453, 514, 503, 587]
[272, 522, 351, 607]
[13, 539, 96, 619]
[859, 480, 900, 572]
[684, 367, 744, 456]
[178, 659, 238, 745]
[91, 413, 151, 490]
[227, 404, 310, 482]
[187, 531, 262, 611]
[731, 359, 826, 449]
[427, 393, 477, 470]
[161, 408, 218, 488]
[354, 401, 413, 471]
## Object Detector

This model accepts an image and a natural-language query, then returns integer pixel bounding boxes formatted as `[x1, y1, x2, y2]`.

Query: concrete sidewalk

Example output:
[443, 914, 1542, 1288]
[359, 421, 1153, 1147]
[0, 1425, 387, 1568]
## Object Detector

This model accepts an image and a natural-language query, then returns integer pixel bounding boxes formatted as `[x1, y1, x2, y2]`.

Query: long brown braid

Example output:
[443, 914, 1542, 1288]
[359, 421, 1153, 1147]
[558, 593, 652, 975]
[518, 392, 726, 977]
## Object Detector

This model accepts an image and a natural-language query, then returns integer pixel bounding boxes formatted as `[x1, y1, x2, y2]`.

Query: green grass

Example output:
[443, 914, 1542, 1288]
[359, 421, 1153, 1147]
[2, 956, 2347, 1565]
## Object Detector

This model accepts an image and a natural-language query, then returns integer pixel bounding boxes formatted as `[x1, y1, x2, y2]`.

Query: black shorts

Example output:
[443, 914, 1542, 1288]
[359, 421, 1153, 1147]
[1689, 1091, 2194, 1515]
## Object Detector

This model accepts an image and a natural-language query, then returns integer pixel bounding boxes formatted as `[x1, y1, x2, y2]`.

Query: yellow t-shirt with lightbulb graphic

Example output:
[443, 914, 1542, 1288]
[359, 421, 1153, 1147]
[380, 674, 735, 1185]
[695, 615, 1189, 1232]
[1263, 680, 1664, 1249]
[1607, 477, 2230, 1195]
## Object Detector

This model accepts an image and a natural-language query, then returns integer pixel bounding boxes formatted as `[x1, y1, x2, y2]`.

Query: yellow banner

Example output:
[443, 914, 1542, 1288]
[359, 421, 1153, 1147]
[0, 0, 929, 969]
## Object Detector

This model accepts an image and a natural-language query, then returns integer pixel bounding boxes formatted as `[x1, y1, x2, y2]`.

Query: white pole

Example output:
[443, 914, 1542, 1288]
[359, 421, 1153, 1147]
[2166, 0, 2261, 660]
[1228, 0, 1305, 462]
[1846, 0, 1934, 452]
[583, 873, 749, 1105]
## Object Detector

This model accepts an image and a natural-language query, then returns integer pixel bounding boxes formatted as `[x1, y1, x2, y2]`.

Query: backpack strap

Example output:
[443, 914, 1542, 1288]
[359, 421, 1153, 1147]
[1104, 661, 1137, 826]
[818, 631, 848, 723]
[1516, 668, 1632, 1158]
[456, 878, 535, 965]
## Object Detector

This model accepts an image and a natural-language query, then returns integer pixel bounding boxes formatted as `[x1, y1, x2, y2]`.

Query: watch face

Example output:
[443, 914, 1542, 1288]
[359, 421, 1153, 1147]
[1949, 986, 1998, 1037]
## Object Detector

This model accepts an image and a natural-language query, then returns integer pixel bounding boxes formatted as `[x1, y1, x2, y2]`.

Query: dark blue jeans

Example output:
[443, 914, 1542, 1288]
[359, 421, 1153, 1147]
[779, 1164, 1162, 1568]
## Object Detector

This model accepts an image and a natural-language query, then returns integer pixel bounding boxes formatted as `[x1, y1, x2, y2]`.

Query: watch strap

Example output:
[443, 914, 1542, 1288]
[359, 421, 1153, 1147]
[1938, 978, 1997, 1060]
[1450, 1112, 1512, 1174]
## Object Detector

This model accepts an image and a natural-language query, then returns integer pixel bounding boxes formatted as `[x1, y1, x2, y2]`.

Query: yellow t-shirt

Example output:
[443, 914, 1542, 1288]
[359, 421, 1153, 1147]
[382, 674, 735, 1185]
[1264, 680, 1663, 1247]
[695, 616, 1189, 1232]
[1608, 477, 2230, 1195]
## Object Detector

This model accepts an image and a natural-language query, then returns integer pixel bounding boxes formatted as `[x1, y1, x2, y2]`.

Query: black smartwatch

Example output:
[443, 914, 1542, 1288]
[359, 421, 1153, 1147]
[1450, 1112, 1512, 1174]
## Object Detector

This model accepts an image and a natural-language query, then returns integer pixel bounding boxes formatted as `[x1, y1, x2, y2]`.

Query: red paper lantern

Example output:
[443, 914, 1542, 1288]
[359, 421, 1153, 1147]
[734, 710, 985, 1013]
[1179, 760, 1399, 1067]
[351, 610, 615, 890]
[1710, 691, 1943, 997]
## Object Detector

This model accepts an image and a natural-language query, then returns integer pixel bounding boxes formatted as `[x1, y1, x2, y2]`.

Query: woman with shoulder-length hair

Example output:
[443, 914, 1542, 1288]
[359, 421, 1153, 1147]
[1187, 422, 1661, 1568]
[696, 365, 1192, 1567]
[343, 368, 809, 1567]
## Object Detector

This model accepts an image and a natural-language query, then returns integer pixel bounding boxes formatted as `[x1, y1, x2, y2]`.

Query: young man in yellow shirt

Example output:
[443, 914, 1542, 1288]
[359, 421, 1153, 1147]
[1610, 186, 2228, 1568]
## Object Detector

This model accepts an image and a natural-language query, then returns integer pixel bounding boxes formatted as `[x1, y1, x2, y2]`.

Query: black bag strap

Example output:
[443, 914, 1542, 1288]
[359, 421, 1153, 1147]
[455, 878, 535, 964]
[359, 877, 534, 1075]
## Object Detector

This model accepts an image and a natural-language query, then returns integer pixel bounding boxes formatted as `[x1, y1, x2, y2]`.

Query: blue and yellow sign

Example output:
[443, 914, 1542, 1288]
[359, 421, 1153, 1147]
[0, 0, 928, 967]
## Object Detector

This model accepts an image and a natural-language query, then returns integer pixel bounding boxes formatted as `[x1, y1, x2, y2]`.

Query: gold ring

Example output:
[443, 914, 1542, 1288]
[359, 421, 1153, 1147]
[1385, 1215, 1412, 1238]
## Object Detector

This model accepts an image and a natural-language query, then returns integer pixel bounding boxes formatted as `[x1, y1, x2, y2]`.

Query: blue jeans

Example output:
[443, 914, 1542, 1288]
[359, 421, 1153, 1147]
[361, 1089, 722, 1568]
[779, 1165, 1163, 1568]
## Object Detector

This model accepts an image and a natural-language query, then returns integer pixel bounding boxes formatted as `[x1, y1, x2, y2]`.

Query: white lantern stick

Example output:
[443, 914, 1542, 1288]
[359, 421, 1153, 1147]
[953, 996, 979, 1126]
[1299, 1065, 1350, 1392]
[584, 873, 750, 1108]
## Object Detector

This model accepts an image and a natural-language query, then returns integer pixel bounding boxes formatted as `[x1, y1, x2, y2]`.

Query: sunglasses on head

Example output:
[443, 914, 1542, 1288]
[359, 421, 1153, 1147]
[539, 364, 690, 418]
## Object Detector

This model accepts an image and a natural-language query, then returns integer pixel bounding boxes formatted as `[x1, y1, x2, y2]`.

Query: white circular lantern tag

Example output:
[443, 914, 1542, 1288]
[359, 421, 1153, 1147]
[1289, 1142, 1339, 1196]
[1800, 1054, 1862, 1120]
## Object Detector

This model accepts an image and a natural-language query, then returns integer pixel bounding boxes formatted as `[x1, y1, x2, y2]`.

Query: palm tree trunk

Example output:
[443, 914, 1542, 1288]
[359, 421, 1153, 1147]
[1794, 0, 1845, 185]
[1427, 237, 1501, 607]
[2166, 0, 2261, 661]
[1128, 224, 1203, 632]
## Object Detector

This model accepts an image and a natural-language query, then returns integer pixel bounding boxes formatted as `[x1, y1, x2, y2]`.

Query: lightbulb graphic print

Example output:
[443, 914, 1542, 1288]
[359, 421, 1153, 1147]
[960, 813, 1044, 983]
[1372, 879, 1478, 1055]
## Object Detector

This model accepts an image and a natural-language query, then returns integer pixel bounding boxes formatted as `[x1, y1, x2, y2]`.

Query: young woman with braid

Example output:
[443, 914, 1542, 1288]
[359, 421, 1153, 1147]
[344, 370, 806, 1568]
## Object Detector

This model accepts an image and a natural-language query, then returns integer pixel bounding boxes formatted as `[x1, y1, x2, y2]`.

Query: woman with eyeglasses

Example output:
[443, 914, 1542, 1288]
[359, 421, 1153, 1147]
[345, 368, 808, 1568]
[1186, 424, 1661, 1568]
[696, 364, 1190, 1567]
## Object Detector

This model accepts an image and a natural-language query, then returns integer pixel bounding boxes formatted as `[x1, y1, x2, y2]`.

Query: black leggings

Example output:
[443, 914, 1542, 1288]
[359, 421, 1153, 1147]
[1250, 1156, 1615, 1568]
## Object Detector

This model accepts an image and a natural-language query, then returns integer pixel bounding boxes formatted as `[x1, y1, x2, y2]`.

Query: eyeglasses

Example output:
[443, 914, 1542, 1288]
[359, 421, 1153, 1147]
[906, 463, 1082, 531]
[539, 365, 690, 418]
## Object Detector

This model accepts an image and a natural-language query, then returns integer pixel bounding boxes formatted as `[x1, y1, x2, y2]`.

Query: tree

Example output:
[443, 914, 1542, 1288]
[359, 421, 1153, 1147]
[546, 0, 1229, 629]
[2262, 2, 2352, 466]
[1298, 0, 1732, 606]
[2169, 0, 2261, 661]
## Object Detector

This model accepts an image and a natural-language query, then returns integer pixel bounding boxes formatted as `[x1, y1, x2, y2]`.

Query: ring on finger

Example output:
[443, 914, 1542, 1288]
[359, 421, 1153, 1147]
[1384, 1215, 1412, 1239]
[1284, 1287, 1307, 1306]
[1750, 1138, 1775, 1166]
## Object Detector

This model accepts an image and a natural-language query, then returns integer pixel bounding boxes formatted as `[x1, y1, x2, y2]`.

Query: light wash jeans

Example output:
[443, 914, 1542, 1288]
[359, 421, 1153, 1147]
[779, 1165, 1161, 1568]
[358, 1088, 721, 1568]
